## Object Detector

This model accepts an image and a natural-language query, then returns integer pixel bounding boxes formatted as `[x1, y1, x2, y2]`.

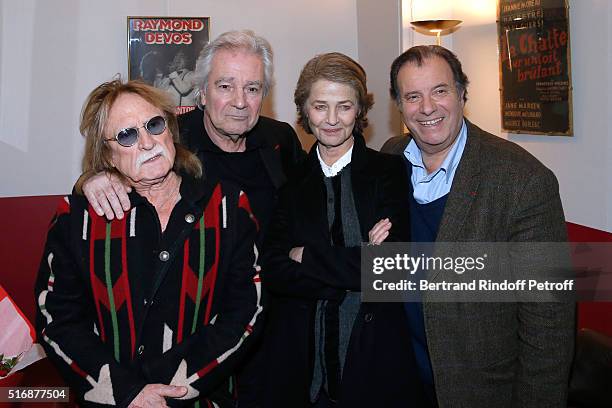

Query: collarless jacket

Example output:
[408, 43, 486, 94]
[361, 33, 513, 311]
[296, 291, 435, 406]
[381, 120, 575, 408]
[35, 177, 263, 407]
[261, 134, 427, 408]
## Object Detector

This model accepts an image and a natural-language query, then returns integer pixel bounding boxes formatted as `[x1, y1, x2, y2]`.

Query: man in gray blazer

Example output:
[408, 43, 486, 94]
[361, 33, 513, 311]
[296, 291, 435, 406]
[381, 45, 575, 407]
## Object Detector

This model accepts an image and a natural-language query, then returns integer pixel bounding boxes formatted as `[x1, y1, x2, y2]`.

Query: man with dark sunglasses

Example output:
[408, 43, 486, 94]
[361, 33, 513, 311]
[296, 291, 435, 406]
[104, 115, 167, 147]
[76, 30, 305, 408]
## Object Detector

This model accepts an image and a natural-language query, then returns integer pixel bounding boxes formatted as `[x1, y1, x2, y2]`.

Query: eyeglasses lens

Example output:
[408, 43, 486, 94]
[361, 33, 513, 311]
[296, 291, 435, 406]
[115, 116, 166, 147]
[116, 129, 139, 147]
[146, 116, 166, 135]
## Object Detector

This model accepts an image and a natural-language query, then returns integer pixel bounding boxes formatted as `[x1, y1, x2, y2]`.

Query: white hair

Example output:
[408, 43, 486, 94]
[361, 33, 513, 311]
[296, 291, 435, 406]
[193, 30, 274, 109]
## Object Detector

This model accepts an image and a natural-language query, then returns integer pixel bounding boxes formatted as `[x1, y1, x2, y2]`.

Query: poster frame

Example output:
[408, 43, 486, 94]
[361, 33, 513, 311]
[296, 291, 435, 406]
[497, 0, 573, 136]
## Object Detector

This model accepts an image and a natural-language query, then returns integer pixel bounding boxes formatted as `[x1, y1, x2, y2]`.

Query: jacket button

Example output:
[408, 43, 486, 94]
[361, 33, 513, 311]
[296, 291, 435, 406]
[364, 313, 374, 322]
[185, 214, 196, 223]
[159, 251, 170, 261]
[138, 345, 145, 355]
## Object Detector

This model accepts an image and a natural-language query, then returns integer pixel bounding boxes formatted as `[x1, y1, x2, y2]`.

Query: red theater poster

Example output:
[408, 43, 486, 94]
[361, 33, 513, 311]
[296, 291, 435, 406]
[498, 0, 572, 135]
[128, 17, 210, 114]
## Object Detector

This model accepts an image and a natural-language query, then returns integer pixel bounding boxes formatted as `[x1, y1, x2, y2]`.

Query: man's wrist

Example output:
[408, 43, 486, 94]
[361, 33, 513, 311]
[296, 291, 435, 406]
[74, 170, 97, 195]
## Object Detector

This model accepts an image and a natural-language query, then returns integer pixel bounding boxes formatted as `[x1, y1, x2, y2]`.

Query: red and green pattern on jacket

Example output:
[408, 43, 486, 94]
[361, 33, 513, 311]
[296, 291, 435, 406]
[35, 180, 263, 407]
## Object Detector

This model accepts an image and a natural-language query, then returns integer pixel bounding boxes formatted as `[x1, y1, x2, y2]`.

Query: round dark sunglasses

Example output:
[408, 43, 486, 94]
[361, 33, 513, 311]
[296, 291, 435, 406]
[105, 115, 167, 147]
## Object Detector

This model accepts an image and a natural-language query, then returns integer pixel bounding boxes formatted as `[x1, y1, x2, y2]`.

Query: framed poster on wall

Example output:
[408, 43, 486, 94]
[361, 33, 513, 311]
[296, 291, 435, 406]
[127, 17, 210, 114]
[497, 0, 572, 135]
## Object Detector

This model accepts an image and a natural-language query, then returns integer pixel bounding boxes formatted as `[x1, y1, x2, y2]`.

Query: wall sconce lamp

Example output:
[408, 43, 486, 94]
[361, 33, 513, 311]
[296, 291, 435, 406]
[410, 19, 462, 45]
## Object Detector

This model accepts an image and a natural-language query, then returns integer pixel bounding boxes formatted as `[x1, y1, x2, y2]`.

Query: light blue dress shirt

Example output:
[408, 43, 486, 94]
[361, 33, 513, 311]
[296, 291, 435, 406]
[404, 120, 468, 204]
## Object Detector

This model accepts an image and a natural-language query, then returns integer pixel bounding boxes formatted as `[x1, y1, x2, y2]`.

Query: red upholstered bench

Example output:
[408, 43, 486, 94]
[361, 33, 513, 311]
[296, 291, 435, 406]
[566, 222, 612, 337]
[0, 195, 76, 406]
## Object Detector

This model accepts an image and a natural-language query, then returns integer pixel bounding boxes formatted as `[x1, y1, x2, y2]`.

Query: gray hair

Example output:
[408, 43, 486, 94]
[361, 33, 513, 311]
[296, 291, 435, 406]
[193, 30, 274, 109]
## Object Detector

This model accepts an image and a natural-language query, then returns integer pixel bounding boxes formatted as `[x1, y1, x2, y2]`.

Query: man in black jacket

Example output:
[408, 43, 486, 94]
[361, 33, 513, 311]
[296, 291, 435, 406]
[77, 30, 305, 408]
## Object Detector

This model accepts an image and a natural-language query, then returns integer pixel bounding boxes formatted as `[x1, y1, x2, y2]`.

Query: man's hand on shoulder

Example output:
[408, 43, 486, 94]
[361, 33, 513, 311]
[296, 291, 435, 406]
[82, 172, 132, 220]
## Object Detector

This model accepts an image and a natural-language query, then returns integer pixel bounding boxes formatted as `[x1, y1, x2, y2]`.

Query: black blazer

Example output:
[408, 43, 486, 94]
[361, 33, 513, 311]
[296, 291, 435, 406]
[261, 134, 426, 408]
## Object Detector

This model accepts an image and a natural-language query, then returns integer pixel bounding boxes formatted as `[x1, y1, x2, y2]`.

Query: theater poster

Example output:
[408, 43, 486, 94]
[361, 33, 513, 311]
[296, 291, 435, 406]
[497, 0, 573, 135]
[128, 17, 210, 114]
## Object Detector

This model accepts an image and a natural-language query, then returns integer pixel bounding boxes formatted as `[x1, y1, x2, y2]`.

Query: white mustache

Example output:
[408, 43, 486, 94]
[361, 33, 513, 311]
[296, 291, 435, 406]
[135, 145, 167, 168]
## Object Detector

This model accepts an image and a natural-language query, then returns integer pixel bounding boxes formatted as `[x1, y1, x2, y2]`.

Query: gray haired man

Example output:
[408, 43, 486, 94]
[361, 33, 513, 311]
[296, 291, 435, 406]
[78, 30, 305, 408]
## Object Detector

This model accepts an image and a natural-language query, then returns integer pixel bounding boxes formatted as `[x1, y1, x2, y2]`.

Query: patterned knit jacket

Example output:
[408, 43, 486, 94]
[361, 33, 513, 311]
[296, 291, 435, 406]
[35, 176, 263, 407]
